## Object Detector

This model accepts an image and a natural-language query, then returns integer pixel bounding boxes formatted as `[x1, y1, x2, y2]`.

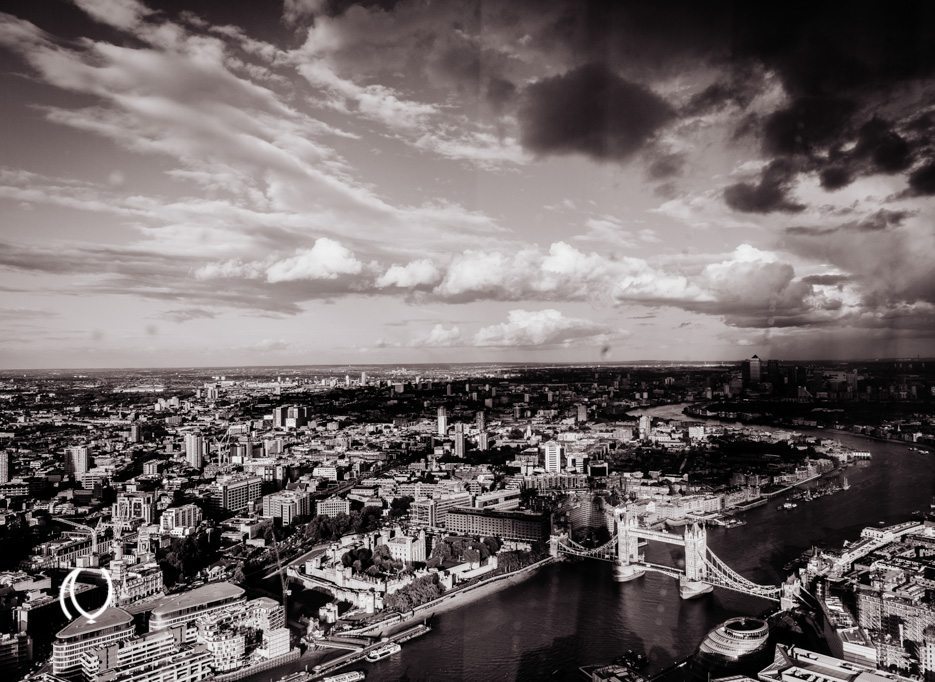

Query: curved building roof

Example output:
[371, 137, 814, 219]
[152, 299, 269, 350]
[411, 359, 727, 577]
[150, 582, 245, 618]
[56, 607, 133, 639]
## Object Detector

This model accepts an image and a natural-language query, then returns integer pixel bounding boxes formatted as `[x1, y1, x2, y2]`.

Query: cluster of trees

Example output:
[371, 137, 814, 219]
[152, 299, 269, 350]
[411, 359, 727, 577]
[302, 507, 382, 543]
[426, 536, 500, 568]
[389, 496, 413, 518]
[495, 550, 537, 574]
[340, 544, 405, 576]
[158, 527, 220, 585]
[383, 573, 445, 613]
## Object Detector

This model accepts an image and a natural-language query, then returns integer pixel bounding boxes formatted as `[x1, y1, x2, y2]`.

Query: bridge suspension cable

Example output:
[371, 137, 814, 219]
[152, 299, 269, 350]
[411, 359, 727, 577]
[701, 547, 781, 600]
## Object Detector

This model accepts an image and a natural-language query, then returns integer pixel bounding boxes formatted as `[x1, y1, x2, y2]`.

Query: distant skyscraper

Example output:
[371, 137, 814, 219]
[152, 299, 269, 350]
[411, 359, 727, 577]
[543, 441, 563, 473]
[638, 415, 651, 441]
[65, 446, 90, 475]
[437, 407, 448, 436]
[129, 422, 142, 443]
[742, 354, 762, 386]
[476, 432, 489, 451]
[577, 404, 588, 423]
[475, 410, 486, 432]
[360, 371, 367, 386]
[0, 450, 9, 483]
[454, 423, 465, 458]
[185, 433, 205, 469]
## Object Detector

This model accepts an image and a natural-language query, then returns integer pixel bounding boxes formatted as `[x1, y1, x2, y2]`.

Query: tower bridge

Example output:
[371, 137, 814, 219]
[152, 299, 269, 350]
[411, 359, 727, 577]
[553, 506, 797, 606]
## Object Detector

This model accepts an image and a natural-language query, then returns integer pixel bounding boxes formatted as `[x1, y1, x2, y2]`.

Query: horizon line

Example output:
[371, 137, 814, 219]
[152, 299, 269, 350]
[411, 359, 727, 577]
[1, 357, 931, 373]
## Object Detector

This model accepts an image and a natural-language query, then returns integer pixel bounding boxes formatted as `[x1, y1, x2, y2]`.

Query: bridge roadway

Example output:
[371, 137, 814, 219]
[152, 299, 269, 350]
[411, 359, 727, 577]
[626, 527, 685, 546]
[306, 623, 431, 680]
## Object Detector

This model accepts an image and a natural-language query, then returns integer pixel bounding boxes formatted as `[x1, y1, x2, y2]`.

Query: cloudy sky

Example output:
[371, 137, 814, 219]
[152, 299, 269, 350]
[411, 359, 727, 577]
[1, 0, 933, 368]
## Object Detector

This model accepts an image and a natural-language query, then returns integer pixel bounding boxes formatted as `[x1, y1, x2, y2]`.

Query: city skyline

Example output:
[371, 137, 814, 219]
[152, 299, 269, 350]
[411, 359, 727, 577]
[1, 1, 934, 369]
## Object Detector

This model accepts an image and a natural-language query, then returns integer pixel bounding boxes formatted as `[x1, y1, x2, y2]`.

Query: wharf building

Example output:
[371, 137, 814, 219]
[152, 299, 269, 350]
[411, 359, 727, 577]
[148, 583, 246, 644]
[52, 608, 135, 677]
[78, 626, 213, 682]
[444, 508, 552, 545]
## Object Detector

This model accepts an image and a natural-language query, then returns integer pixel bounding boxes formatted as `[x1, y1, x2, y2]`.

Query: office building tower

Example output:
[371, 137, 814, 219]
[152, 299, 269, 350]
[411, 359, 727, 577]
[437, 406, 448, 436]
[272, 406, 289, 428]
[160, 504, 203, 536]
[65, 446, 90, 475]
[129, 423, 142, 443]
[577, 404, 588, 422]
[316, 496, 350, 517]
[476, 432, 489, 451]
[0, 450, 9, 483]
[638, 415, 651, 441]
[543, 441, 563, 473]
[475, 410, 485, 432]
[454, 423, 465, 458]
[360, 371, 367, 386]
[207, 476, 262, 515]
[184, 433, 205, 469]
[742, 354, 762, 386]
[263, 490, 313, 524]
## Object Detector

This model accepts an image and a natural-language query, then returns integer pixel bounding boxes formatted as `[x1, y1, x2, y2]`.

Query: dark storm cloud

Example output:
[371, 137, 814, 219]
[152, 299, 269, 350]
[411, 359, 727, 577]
[908, 162, 935, 195]
[519, 63, 674, 162]
[517, 0, 935, 195]
[723, 160, 805, 214]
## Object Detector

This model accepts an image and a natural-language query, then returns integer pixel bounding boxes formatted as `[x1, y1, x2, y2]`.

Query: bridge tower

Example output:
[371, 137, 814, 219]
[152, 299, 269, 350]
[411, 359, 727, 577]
[615, 507, 640, 566]
[683, 523, 708, 581]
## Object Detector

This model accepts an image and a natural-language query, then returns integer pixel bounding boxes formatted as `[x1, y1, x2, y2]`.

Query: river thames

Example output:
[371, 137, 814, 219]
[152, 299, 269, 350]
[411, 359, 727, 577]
[260, 407, 935, 681]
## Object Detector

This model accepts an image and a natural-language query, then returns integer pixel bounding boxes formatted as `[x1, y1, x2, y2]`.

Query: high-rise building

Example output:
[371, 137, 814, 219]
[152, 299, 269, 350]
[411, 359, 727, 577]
[475, 410, 486, 432]
[129, 423, 142, 443]
[577, 404, 588, 423]
[0, 450, 9, 483]
[272, 406, 289, 428]
[360, 371, 367, 386]
[184, 433, 205, 469]
[742, 354, 762, 386]
[65, 446, 90, 475]
[437, 406, 448, 436]
[454, 423, 465, 458]
[476, 432, 489, 451]
[207, 476, 262, 515]
[543, 441, 563, 473]
[638, 415, 651, 441]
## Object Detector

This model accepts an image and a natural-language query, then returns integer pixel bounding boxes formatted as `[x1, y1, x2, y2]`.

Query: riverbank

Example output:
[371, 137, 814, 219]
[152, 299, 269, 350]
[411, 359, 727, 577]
[347, 556, 556, 637]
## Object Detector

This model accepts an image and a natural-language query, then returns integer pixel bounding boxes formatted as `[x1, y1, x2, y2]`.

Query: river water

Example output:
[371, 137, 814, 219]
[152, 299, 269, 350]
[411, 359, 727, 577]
[256, 405, 935, 681]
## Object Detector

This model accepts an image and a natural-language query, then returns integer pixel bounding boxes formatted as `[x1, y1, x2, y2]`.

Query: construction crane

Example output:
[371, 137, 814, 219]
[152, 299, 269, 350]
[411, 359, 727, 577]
[266, 525, 290, 625]
[54, 517, 99, 554]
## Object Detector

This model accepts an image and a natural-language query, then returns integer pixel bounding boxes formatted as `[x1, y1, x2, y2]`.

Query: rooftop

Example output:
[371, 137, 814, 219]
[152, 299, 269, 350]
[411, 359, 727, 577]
[56, 607, 132, 639]
[150, 582, 244, 617]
